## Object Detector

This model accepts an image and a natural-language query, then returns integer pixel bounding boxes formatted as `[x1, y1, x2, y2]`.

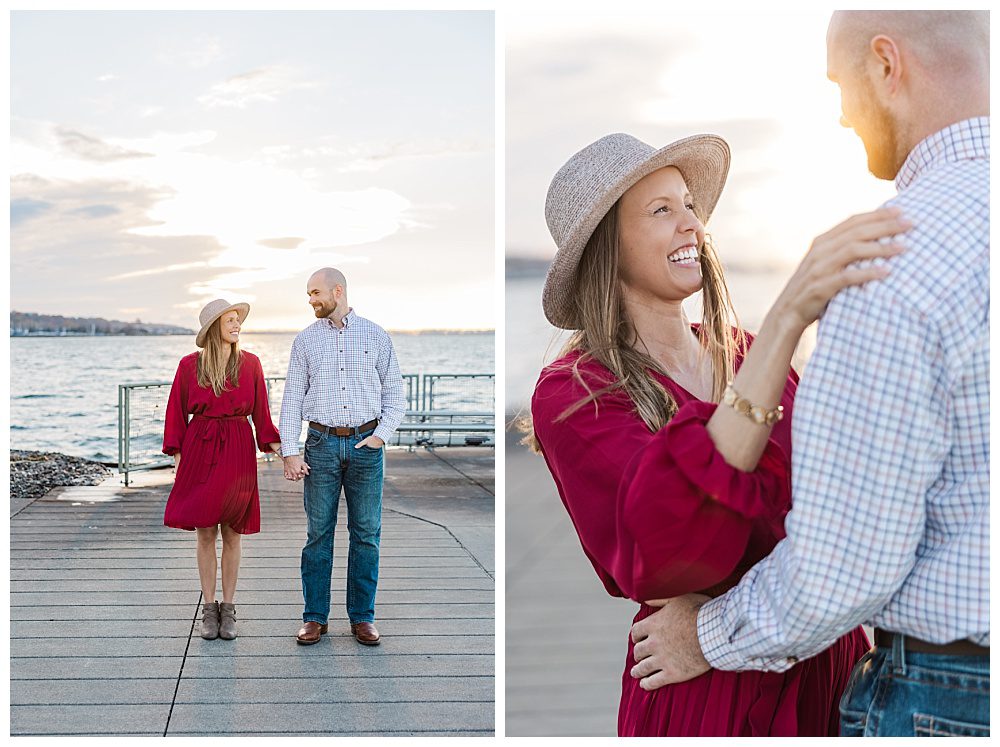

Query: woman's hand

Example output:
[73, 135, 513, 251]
[772, 207, 910, 336]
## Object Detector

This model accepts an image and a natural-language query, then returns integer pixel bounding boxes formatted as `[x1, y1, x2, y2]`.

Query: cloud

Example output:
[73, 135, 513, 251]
[10, 197, 54, 226]
[254, 137, 489, 174]
[68, 204, 121, 219]
[55, 127, 153, 162]
[198, 64, 321, 108]
[108, 261, 211, 281]
[336, 138, 489, 173]
[258, 237, 306, 249]
[159, 34, 224, 69]
[97, 74, 117, 82]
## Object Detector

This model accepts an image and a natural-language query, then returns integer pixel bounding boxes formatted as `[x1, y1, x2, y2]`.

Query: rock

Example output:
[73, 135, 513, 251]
[10, 450, 112, 504]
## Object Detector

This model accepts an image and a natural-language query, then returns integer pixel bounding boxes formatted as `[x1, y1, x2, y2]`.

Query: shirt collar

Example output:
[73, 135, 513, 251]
[896, 116, 990, 191]
[323, 307, 355, 330]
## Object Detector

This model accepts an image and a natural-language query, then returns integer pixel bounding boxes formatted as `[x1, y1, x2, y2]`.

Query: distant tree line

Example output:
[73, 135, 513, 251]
[10, 311, 194, 336]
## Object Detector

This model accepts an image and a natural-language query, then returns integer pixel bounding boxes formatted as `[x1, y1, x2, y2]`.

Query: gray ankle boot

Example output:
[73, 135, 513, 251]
[219, 603, 237, 640]
[201, 601, 220, 640]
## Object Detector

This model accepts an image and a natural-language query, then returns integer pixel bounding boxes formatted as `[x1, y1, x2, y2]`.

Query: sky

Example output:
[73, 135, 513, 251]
[10, 10, 494, 331]
[506, 7, 900, 269]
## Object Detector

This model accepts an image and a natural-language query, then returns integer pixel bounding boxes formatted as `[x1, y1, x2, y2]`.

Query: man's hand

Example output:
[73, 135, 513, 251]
[630, 593, 712, 690]
[282, 454, 310, 481]
[355, 435, 385, 450]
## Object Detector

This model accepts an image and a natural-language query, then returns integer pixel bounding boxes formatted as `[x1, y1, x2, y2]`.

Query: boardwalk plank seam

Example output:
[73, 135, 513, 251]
[163, 599, 199, 736]
[386, 508, 494, 582]
[426, 448, 495, 497]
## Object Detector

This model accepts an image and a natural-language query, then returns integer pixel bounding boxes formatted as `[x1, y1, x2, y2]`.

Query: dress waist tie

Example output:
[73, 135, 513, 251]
[191, 415, 247, 484]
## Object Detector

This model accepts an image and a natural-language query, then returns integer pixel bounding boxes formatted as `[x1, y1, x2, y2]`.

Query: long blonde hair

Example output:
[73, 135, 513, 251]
[522, 199, 747, 451]
[197, 319, 243, 396]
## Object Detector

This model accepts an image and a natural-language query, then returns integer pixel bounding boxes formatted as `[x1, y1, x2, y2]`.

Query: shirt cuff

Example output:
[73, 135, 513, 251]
[697, 595, 800, 673]
[280, 443, 300, 457]
[696, 596, 744, 670]
[373, 425, 393, 444]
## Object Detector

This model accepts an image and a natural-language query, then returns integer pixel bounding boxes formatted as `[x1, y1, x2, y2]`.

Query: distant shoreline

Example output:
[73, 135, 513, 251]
[11, 328, 496, 338]
[10, 332, 192, 338]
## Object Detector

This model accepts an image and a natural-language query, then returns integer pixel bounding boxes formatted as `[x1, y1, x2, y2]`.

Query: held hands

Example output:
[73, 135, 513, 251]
[629, 593, 712, 691]
[774, 207, 911, 336]
[282, 455, 310, 482]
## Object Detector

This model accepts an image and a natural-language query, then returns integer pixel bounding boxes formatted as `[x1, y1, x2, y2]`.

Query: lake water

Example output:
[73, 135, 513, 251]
[10, 331, 494, 461]
[505, 268, 816, 414]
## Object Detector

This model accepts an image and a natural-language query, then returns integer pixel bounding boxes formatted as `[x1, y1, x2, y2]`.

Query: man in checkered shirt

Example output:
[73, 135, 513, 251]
[279, 267, 406, 647]
[627, 11, 989, 736]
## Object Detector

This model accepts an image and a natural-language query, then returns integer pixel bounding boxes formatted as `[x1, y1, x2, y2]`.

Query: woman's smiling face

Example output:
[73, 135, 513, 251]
[617, 166, 706, 306]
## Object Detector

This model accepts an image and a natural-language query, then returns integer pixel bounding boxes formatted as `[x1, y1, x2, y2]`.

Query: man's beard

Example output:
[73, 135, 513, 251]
[859, 79, 903, 180]
[313, 302, 335, 317]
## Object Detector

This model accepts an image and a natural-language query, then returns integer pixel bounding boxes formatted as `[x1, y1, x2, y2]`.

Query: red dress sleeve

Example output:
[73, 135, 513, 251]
[532, 359, 791, 603]
[249, 354, 280, 452]
[162, 357, 190, 456]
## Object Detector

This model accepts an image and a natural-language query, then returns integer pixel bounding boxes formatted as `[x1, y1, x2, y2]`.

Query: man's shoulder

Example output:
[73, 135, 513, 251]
[351, 314, 392, 340]
[293, 320, 326, 341]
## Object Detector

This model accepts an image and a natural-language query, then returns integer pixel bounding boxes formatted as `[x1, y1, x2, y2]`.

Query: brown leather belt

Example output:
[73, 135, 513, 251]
[874, 628, 989, 657]
[308, 418, 379, 437]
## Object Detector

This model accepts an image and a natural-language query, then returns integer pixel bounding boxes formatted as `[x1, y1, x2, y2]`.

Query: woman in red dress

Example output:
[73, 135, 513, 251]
[528, 133, 908, 736]
[162, 299, 281, 641]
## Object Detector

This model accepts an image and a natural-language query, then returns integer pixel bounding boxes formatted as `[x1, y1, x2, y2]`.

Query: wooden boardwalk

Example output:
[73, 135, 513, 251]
[505, 430, 635, 736]
[10, 448, 494, 737]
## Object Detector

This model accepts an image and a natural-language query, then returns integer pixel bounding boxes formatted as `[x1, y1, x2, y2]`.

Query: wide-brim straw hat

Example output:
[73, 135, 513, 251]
[196, 299, 250, 348]
[542, 132, 730, 329]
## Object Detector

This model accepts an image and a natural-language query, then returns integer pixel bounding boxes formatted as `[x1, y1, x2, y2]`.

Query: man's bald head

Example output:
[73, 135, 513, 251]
[829, 11, 988, 78]
[308, 267, 347, 293]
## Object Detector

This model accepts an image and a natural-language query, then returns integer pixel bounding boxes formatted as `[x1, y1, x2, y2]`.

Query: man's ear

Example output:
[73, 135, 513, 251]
[870, 34, 903, 95]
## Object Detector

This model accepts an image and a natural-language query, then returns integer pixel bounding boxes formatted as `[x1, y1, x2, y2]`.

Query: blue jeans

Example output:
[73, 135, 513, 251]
[839, 633, 990, 736]
[300, 426, 383, 625]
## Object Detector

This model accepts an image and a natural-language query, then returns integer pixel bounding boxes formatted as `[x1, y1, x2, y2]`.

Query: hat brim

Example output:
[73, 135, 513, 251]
[196, 303, 250, 348]
[542, 134, 730, 330]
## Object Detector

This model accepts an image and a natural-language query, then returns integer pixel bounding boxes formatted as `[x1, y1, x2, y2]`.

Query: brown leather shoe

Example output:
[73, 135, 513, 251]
[351, 621, 381, 646]
[296, 621, 328, 645]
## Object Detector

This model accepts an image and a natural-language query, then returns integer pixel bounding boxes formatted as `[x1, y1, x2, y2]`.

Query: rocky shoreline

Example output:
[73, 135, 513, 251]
[10, 450, 113, 504]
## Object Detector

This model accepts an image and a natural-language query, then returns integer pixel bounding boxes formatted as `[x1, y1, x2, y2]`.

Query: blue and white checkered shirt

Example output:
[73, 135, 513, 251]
[278, 309, 406, 455]
[699, 117, 990, 671]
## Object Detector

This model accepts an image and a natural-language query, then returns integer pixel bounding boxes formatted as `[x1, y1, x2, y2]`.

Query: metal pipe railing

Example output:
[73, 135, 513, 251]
[117, 373, 494, 484]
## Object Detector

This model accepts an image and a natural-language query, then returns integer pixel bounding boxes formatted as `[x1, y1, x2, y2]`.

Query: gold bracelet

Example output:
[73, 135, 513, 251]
[722, 383, 784, 425]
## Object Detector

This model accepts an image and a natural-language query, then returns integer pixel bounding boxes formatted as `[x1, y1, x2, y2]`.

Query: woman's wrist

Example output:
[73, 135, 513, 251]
[760, 302, 805, 346]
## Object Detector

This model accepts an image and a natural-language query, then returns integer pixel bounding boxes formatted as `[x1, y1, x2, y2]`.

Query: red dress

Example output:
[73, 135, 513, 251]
[162, 351, 280, 535]
[531, 345, 869, 737]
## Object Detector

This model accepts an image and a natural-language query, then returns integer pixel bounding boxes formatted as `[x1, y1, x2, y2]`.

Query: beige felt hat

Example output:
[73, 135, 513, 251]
[196, 299, 250, 348]
[542, 132, 730, 329]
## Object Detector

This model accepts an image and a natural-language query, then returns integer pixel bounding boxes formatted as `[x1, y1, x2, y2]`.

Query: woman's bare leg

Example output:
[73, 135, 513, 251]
[196, 525, 219, 602]
[220, 524, 242, 604]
